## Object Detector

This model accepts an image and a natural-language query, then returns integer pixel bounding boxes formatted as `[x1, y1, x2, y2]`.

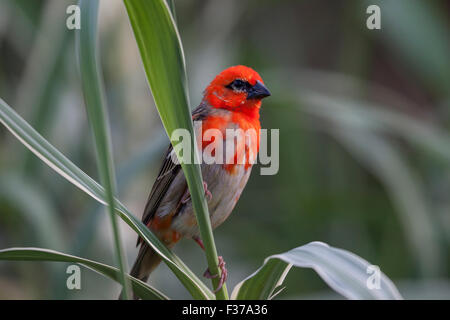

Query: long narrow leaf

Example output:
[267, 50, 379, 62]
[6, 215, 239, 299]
[76, 0, 130, 299]
[0, 248, 167, 300]
[0, 97, 214, 300]
[123, 0, 227, 298]
[231, 242, 403, 300]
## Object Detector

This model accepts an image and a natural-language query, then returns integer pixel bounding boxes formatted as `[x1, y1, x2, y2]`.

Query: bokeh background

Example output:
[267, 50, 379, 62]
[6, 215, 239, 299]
[0, 0, 449, 299]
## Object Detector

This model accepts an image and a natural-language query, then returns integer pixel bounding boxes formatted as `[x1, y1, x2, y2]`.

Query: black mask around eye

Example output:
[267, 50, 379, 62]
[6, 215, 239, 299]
[226, 79, 251, 92]
[226, 79, 271, 100]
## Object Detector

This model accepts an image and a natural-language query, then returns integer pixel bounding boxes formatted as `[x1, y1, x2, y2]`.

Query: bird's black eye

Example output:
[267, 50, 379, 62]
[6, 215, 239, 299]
[226, 79, 250, 92]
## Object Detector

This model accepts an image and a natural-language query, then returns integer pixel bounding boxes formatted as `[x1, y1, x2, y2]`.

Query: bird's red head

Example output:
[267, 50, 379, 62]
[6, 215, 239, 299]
[203, 65, 270, 115]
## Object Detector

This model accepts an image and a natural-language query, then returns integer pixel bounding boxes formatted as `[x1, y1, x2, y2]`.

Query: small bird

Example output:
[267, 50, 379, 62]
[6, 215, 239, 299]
[126, 65, 270, 299]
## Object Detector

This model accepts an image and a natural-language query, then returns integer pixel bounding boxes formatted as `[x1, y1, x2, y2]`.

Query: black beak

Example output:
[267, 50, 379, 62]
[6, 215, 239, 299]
[247, 80, 271, 100]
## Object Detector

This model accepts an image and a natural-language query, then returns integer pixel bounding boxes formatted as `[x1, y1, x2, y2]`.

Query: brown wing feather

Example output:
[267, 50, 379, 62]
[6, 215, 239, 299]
[136, 102, 209, 246]
[141, 146, 181, 226]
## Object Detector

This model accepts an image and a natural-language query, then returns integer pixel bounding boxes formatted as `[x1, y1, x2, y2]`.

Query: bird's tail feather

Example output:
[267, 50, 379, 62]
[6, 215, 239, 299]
[118, 244, 162, 300]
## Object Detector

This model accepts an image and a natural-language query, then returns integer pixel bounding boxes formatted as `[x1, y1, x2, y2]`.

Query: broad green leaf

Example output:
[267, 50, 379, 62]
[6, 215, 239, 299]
[76, 0, 129, 299]
[0, 97, 214, 300]
[123, 0, 227, 298]
[0, 247, 167, 300]
[232, 242, 403, 300]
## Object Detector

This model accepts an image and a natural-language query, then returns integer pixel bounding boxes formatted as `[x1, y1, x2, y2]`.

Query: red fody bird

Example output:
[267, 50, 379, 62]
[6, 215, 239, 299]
[128, 65, 270, 298]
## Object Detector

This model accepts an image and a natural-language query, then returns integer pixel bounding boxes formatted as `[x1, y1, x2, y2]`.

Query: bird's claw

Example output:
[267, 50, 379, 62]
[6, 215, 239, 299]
[203, 181, 212, 201]
[193, 236, 205, 250]
[203, 256, 227, 293]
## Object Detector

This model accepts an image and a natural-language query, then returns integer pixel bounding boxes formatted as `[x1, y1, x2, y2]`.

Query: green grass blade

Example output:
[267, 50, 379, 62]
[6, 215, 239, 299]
[123, 0, 227, 299]
[76, 0, 130, 299]
[0, 97, 214, 300]
[0, 247, 168, 300]
[232, 242, 403, 300]
[166, 0, 177, 22]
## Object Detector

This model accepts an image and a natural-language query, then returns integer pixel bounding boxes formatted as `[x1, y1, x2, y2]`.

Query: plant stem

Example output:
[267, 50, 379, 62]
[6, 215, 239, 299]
[123, 0, 228, 299]
[77, 0, 131, 299]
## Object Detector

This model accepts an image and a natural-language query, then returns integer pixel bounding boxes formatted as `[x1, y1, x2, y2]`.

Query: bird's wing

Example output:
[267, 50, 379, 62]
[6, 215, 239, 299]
[140, 144, 181, 229]
[137, 103, 209, 246]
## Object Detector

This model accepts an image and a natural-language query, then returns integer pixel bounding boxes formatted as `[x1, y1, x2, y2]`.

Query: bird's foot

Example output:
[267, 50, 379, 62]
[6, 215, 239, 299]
[203, 181, 212, 201]
[203, 256, 227, 293]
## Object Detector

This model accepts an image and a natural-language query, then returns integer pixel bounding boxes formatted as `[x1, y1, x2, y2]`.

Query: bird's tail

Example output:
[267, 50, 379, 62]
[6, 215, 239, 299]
[118, 244, 162, 300]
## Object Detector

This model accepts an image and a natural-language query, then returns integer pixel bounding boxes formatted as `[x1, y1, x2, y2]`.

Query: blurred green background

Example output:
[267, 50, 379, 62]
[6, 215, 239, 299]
[0, 0, 449, 299]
